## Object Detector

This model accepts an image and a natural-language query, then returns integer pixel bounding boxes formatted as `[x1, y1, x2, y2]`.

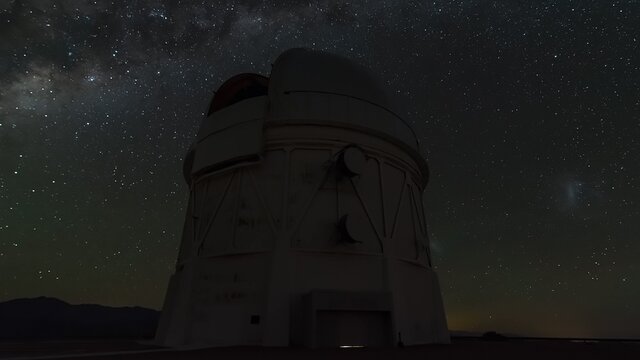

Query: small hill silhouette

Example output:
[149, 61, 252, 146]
[0, 297, 158, 340]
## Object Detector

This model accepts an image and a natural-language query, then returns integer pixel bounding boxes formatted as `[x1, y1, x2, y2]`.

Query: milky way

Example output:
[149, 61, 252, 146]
[1, 0, 639, 338]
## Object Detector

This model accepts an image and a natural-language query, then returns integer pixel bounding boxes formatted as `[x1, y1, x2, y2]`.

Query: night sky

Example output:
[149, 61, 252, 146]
[1, 0, 639, 339]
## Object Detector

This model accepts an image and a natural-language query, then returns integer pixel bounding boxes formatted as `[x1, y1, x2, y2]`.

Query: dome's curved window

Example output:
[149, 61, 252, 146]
[207, 73, 269, 115]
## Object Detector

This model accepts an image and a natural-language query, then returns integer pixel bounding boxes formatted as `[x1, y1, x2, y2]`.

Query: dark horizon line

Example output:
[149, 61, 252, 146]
[452, 335, 640, 343]
[0, 296, 160, 311]
[3, 297, 639, 342]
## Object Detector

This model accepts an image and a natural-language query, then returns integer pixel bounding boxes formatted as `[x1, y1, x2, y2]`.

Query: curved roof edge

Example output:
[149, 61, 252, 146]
[269, 48, 392, 110]
[208, 73, 268, 115]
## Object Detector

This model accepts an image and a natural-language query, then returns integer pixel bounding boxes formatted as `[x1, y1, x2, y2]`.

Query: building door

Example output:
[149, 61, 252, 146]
[315, 310, 392, 347]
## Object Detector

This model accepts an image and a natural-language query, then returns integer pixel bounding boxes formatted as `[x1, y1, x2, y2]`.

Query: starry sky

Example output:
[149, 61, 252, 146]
[1, 0, 639, 339]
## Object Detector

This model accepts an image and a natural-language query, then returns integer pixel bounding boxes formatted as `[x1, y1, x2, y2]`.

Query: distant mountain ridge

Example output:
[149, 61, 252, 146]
[0, 297, 159, 340]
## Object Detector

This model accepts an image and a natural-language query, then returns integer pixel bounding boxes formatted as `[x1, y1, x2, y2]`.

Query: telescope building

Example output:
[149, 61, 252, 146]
[155, 48, 449, 348]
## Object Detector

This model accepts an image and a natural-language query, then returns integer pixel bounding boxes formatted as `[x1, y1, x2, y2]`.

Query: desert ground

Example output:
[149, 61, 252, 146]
[1, 338, 639, 360]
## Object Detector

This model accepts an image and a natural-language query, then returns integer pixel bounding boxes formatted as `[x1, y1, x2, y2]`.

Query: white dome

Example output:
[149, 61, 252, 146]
[158, 49, 447, 349]
[269, 48, 391, 109]
[267, 48, 420, 154]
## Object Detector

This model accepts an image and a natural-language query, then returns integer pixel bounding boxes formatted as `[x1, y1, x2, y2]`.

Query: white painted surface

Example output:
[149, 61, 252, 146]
[157, 49, 449, 348]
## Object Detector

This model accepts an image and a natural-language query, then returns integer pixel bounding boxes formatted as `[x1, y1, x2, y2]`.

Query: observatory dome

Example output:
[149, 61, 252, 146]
[157, 48, 448, 348]
[269, 48, 391, 110]
[267, 48, 421, 158]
